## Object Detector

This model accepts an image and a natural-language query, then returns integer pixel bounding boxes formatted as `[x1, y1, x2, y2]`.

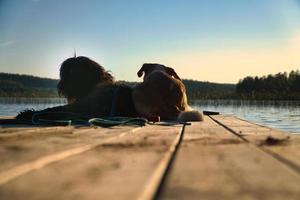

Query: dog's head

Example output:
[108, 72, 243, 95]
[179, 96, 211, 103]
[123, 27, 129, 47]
[133, 64, 188, 120]
[137, 63, 181, 81]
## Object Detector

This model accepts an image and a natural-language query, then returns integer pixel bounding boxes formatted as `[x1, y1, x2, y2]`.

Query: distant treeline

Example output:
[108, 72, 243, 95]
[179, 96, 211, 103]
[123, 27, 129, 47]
[236, 70, 300, 100]
[0, 73, 58, 97]
[183, 80, 236, 100]
[1, 70, 300, 100]
[0, 72, 235, 99]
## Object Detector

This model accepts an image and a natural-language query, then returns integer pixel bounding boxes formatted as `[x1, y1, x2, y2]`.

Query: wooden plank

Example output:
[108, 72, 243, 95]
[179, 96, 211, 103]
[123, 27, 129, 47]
[0, 126, 75, 142]
[210, 115, 290, 139]
[0, 124, 183, 200]
[211, 115, 300, 171]
[158, 116, 300, 200]
[0, 126, 136, 175]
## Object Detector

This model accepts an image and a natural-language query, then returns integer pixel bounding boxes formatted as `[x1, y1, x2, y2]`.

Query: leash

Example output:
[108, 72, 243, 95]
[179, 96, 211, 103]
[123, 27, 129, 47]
[2, 110, 188, 127]
[89, 117, 148, 127]
[31, 112, 90, 126]
[31, 112, 148, 127]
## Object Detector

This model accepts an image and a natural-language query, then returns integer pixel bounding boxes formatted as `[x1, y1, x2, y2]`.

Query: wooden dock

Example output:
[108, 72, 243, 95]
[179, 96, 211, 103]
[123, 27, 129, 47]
[0, 115, 299, 200]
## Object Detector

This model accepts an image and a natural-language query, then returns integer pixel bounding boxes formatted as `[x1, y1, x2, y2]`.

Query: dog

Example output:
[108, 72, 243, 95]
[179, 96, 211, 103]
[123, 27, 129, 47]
[132, 63, 203, 121]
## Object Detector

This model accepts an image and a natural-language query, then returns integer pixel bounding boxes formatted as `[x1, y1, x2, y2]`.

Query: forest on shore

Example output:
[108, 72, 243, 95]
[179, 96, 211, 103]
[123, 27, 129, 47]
[0, 70, 299, 100]
[0, 73, 58, 97]
[236, 70, 300, 100]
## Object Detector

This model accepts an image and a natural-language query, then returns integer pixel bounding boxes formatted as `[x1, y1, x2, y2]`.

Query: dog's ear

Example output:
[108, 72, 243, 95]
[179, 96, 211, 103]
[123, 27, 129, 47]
[137, 65, 145, 77]
[137, 64, 152, 78]
[166, 67, 182, 81]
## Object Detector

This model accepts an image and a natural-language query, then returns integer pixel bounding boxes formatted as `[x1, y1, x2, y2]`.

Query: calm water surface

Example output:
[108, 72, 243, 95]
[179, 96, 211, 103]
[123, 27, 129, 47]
[191, 100, 300, 134]
[0, 97, 66, 116]
[0, 98, 299, 134]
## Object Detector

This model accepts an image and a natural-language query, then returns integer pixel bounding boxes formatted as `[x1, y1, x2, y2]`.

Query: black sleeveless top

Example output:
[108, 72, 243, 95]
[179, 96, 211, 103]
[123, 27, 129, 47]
[110, 84, 137, 117]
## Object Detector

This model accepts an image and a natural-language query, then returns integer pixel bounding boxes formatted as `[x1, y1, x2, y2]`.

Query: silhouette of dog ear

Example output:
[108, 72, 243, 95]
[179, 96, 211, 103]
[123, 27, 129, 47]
[137, 64, 152, 78]
[137, 66, 145, 77]
[166, 67, 182, 81]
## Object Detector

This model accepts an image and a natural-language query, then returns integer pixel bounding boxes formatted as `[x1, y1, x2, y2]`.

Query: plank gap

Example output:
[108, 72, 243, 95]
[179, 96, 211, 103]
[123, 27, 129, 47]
[210, 115, 300, 176]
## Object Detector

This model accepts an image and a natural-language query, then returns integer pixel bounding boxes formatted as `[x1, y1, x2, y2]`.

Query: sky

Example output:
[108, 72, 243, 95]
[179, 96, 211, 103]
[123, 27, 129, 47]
[0, 0, 300, 83]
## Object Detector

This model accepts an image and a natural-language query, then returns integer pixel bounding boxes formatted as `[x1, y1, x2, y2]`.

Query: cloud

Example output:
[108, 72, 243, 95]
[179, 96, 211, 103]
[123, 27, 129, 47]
[0, 40, 16, 48]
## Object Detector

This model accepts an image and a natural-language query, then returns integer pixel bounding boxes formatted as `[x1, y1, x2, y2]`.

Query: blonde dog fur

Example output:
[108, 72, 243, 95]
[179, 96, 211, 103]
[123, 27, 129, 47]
[132, 63, 203, 122]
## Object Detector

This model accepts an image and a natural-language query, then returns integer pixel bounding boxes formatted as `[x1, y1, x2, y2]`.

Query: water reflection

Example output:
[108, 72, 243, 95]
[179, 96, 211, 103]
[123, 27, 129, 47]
[0, 97, 66, 104]
[0, 97, 66, 116]
[191, 100, 300, 134]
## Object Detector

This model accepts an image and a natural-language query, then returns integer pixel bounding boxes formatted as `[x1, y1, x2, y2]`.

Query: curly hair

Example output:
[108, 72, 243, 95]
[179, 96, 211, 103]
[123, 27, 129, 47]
[57, 56, 114, 100]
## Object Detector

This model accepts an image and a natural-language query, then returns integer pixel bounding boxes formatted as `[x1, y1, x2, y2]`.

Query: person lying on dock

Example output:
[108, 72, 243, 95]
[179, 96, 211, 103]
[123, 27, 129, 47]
[16, 56, 203, 124]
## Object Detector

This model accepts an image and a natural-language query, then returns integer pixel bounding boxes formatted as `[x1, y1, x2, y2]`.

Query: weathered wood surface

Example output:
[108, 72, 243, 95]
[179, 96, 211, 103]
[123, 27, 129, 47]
[0, 115, 299, 200]
[210, 115, 300, 172]
[0, 124, 183, 200]
[158, 116, 300, 200]
[0, 126, 135, 174]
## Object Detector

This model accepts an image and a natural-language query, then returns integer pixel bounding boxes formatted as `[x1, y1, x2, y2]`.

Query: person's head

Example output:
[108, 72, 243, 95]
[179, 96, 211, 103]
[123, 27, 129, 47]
[57, 56, 114, 103]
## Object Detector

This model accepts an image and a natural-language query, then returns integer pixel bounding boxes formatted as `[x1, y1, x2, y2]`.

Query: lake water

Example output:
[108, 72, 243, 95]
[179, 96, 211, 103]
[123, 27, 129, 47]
[0, 98, 299, 134]
[191, 100, 300, 134]
[0, 97, 66, 117]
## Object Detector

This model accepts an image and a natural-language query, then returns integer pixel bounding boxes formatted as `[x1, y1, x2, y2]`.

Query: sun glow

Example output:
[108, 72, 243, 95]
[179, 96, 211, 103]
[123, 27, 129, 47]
[156, 32, 300, 83]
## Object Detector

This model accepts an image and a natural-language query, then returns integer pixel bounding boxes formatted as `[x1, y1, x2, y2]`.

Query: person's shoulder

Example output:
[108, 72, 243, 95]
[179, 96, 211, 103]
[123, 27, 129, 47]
[115, 82, 134, 89]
